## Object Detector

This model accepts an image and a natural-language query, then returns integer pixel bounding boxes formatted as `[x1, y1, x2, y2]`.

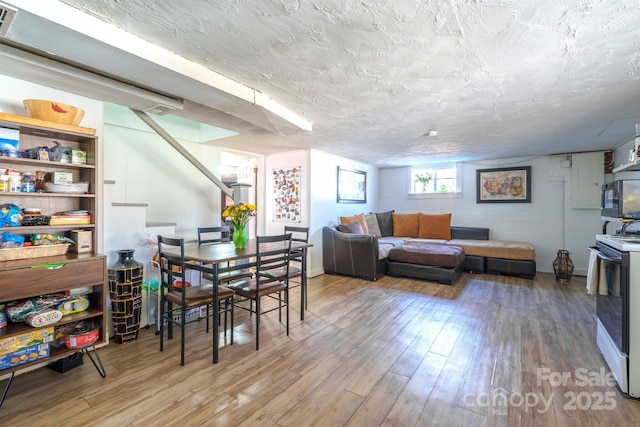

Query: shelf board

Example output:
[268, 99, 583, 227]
[0, 156, 95, 169]
[613, 160, 640, 173]
[0, 112, 96, 136]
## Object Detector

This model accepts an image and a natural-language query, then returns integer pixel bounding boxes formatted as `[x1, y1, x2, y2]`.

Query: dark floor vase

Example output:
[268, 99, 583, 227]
[108, 249, 143, 343]
[553, 249, 574, 282]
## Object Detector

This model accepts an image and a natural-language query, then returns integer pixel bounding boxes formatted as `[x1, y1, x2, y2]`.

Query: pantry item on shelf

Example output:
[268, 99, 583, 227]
[21, 208, 47, 226]
[49, 142, 73, 162]
[6, 293, 69, 323]
[30, 233, 75, 246]
[25, 307, 64, 327]
[48, 215, 92, 226]
[0, 231, 25, 248]
[55, 296, 90, 316]
[22, 208, 41, 216]
[63, 321, 100, 349]
[56, 210, 89, 216]
[21, 172, 35, 193]
[44, 181, 89, 194]
[34, 170, 47, 192]
[8, 175, 21, 192]
[0, 204, 22, 227]
[23, 99, 85, 126]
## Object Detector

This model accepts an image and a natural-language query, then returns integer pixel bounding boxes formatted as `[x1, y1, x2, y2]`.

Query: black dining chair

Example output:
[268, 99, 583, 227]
[157, 235, 235, 366]
[260, 226, 309, 309]
[197, 226, 254, 284]
[227, 233, 292, 350]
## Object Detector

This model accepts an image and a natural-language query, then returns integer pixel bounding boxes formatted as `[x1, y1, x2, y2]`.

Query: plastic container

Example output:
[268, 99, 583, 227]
[64, 322, 100, 349]
[0, 175, 9, 192]
[8, 175, 21, 192]
[21, 173, 35, 192]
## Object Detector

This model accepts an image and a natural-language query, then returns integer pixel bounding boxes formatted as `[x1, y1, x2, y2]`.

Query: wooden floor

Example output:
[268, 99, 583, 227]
[2, 272, 640, 426]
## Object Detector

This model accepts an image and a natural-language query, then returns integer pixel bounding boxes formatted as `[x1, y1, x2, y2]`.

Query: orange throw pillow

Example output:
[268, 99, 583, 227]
[340, 214, 369, 234]
[418, 213, 452, 240]
[392, 213, 420, 237]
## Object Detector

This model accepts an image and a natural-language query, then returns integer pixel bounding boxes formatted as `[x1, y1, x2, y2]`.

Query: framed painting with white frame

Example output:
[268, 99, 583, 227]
[337, 167, 366, 203]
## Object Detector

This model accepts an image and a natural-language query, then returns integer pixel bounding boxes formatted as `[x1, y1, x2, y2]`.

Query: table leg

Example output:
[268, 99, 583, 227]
[301, 249, 307, 321]
[212, 263, 219, 364]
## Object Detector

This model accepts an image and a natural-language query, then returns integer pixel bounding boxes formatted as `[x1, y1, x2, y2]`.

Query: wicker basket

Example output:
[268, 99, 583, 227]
[0, 243, 70, 261]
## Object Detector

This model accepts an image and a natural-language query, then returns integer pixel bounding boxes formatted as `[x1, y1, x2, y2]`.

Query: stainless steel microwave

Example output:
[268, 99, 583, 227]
[601, 180, 640, 219]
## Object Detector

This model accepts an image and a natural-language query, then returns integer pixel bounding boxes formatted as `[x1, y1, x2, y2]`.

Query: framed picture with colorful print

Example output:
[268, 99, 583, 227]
[476, 166, 531, 203]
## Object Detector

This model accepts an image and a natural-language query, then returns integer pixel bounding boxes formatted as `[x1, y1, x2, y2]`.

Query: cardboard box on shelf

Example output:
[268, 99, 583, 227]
[0, 127, 19, 152]
[0, 327, 54, 355]
[71, 149, 86, 165]
[70, 230, 92, 253]
[48, 216, 92, 226]
[0, 343, 50, 370]
[52, 171, 73, 184]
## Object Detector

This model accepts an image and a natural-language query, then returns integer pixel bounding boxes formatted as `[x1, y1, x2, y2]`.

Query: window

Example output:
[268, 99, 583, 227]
[410, 164, 461, 194]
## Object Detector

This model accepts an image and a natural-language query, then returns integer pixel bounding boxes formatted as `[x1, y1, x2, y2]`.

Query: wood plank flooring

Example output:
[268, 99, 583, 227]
[2, 272, 640, 426]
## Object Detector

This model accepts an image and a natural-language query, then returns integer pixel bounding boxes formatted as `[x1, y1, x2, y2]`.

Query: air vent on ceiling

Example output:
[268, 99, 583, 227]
[0, 3, 17, 38]
[143, 103, 180, 115]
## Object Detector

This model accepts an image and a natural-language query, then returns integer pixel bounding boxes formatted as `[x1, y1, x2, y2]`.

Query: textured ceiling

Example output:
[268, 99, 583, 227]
[5, 0, 640, 167]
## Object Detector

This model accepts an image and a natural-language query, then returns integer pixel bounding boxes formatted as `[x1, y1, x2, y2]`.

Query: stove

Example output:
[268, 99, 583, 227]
[596, 234, 640, 252]
[595, 233, 640, 398]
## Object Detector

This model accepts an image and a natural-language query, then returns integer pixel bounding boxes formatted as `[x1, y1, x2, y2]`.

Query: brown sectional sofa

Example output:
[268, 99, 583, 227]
[322, 213, 536, 283]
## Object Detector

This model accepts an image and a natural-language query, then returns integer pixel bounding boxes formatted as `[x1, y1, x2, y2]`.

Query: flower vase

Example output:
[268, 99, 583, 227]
[232, 227, 248, 249]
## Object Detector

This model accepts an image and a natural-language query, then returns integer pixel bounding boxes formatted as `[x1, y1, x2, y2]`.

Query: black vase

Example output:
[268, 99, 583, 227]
[108, 249, 143, 344]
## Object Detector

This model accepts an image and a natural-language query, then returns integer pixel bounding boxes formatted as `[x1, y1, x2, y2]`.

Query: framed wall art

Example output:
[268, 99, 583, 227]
[273, 166, 301, 222]
[476, 166, 531, 203]
[337, 167, 366, 203]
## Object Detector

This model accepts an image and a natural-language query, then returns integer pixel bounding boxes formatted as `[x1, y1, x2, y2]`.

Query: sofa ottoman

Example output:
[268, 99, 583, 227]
[446, 239, 536, 279]
[386, 243, 465, 285]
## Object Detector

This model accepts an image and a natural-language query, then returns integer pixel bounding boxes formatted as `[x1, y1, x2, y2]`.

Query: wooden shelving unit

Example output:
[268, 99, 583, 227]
[0, 113, 106, 404]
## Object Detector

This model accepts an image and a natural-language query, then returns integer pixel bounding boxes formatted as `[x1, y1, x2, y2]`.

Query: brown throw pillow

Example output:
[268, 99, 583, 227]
[392, 213, 420, 237]
[418, 213, 452, 240]
[340, 214, 369, 234]
[364, 213, 382, 238]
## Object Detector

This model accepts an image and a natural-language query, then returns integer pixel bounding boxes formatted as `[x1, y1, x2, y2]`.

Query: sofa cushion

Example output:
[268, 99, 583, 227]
[388, 243, 465, 268]
[378, 242, 395, 259]
[375, 210, 394, 237]
[338, 221, 365, 234]
[364, 213, 382, 238]
[378, 236, 407, 247]
[446, 239, 535, 261]
[340, 214, 369, 234]
[392, 213, 420, 237]
[418, 213, 452, 240]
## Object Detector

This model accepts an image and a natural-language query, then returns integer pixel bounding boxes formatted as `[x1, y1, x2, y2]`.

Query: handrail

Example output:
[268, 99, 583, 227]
[130, 109, 234, 198]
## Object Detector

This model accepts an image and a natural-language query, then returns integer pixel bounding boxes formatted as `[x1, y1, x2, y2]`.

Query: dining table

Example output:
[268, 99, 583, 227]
[166, 238, 312, 363]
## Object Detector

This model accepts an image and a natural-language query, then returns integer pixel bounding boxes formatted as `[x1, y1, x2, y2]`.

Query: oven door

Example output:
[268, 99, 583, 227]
[596, 243, 629, 354]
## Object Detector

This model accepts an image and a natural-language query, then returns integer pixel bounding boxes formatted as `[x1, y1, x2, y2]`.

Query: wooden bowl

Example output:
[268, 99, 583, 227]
[23, 99, 85, 126]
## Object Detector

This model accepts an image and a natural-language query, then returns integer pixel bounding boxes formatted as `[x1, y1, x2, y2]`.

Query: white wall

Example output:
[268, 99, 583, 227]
[102, 103, 227, 241]
[379, 156, 602, 275]
[264, 148, 381, 277]
[308, 149, 379, 277]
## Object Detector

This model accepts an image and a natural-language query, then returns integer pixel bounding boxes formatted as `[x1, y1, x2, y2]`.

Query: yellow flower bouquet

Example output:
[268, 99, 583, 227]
[222, 202, 257, 229]
[222, 202, 256, 248]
